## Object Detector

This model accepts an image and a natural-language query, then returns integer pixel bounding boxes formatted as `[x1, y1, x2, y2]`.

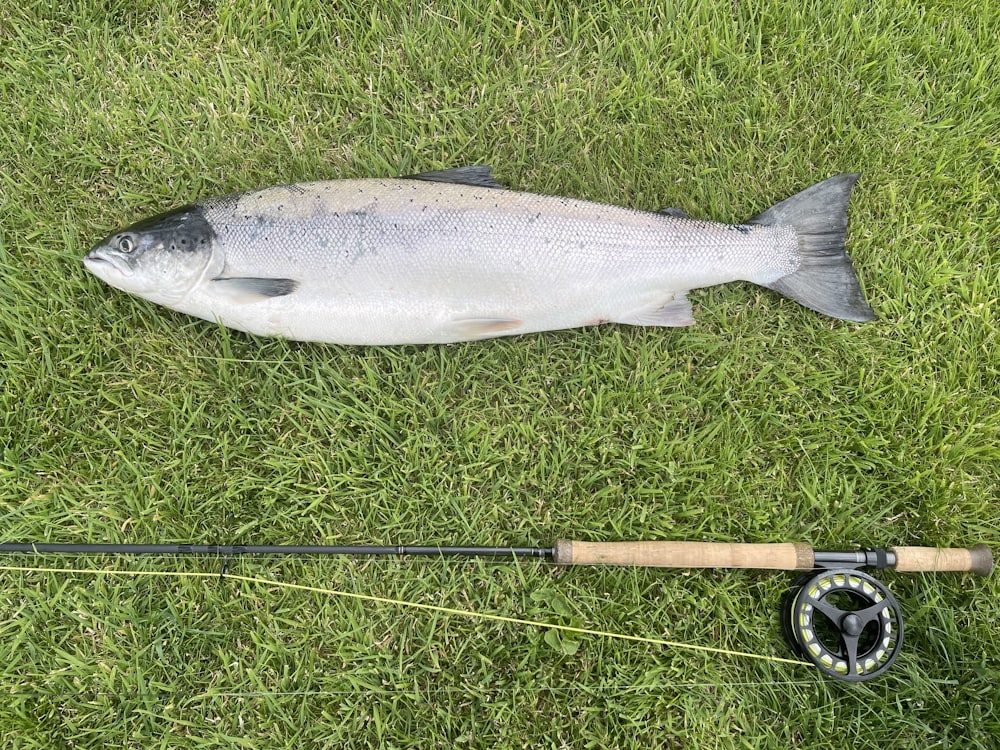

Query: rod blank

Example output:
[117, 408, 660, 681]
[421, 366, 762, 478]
[0, 543, 552, 559]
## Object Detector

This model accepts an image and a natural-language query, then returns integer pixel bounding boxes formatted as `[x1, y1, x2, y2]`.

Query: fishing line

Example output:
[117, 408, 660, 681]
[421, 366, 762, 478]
[0, 563, 807, 667]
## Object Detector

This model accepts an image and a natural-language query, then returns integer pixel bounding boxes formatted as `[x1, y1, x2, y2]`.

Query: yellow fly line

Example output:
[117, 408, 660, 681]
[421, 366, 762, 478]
[0, 563, 808, 668]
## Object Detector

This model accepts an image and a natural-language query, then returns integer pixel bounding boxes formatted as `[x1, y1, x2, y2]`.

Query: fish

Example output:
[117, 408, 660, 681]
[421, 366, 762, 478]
[83, 166, 875, 345]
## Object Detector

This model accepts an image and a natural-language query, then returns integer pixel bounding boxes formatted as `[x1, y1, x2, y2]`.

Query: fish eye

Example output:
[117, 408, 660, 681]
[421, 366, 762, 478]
[117, 236, 135, 254]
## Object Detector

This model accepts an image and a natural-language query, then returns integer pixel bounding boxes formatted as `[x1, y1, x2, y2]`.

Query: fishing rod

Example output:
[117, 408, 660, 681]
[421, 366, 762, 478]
[1, 538, 991, 682]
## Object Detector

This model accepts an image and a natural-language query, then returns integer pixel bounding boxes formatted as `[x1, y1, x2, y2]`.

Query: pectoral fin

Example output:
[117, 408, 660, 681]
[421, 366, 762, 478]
[212, 277, 299, 303]
[616, 295, 695, 327]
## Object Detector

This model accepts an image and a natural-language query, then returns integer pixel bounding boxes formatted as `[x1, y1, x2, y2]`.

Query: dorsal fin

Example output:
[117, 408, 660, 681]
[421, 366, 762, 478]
[402, 166, 504, 189]
[657, 207, 690, 219]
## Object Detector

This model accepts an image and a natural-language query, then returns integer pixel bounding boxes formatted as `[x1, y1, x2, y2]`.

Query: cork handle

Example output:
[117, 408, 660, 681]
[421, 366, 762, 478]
[552, 540, 815, 570]
[892, 544, 993, 576]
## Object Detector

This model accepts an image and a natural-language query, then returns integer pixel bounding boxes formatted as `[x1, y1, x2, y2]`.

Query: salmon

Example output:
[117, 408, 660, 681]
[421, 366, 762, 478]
[83, 167, 875, 344]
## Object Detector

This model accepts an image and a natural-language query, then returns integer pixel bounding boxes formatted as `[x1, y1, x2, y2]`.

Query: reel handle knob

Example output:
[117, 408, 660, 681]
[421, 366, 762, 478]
[892, 544, 993, 576]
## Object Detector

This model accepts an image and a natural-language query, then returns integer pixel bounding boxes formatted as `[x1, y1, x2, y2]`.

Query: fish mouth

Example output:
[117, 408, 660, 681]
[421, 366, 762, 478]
[83, 248, 133, 277]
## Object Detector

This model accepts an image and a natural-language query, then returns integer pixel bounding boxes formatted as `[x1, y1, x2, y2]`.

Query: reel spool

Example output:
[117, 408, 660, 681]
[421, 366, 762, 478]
[782, 568, 904, 682]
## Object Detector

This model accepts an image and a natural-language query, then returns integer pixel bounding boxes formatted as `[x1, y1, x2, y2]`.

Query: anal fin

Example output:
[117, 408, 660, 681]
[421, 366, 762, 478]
[615, 295, 695, 327]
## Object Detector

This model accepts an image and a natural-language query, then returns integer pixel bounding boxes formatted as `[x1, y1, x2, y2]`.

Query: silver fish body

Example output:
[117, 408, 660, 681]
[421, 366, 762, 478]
[84, 167, 874, 344]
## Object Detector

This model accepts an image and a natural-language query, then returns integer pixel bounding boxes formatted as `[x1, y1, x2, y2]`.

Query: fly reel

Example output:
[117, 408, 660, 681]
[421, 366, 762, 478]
[782, 568, 904, 681]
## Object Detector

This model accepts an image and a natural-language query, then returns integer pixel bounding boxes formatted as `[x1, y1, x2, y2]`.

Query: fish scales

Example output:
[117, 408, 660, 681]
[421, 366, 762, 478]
[200, 179, 794, 342]
[84, 167, 875, 344]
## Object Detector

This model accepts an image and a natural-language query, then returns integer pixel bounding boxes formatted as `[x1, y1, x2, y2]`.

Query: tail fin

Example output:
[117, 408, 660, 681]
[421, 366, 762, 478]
[750, 174, 876, 322]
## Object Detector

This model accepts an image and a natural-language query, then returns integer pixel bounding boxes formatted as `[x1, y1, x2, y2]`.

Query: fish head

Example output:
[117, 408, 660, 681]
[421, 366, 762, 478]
[84, 204, 219, 306]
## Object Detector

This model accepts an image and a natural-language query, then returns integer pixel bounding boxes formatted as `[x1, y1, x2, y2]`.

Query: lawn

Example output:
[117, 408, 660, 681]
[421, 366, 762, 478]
[1, 0, 998, 747]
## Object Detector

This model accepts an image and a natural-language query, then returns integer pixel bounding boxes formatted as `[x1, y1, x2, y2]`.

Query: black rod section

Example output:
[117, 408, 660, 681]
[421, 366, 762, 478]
[0, 543, 554, 559]
[813, 548, 896, 569]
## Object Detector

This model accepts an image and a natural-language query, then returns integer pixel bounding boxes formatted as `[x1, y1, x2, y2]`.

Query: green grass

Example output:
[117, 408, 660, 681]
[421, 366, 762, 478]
[1, 0, 999, 746]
